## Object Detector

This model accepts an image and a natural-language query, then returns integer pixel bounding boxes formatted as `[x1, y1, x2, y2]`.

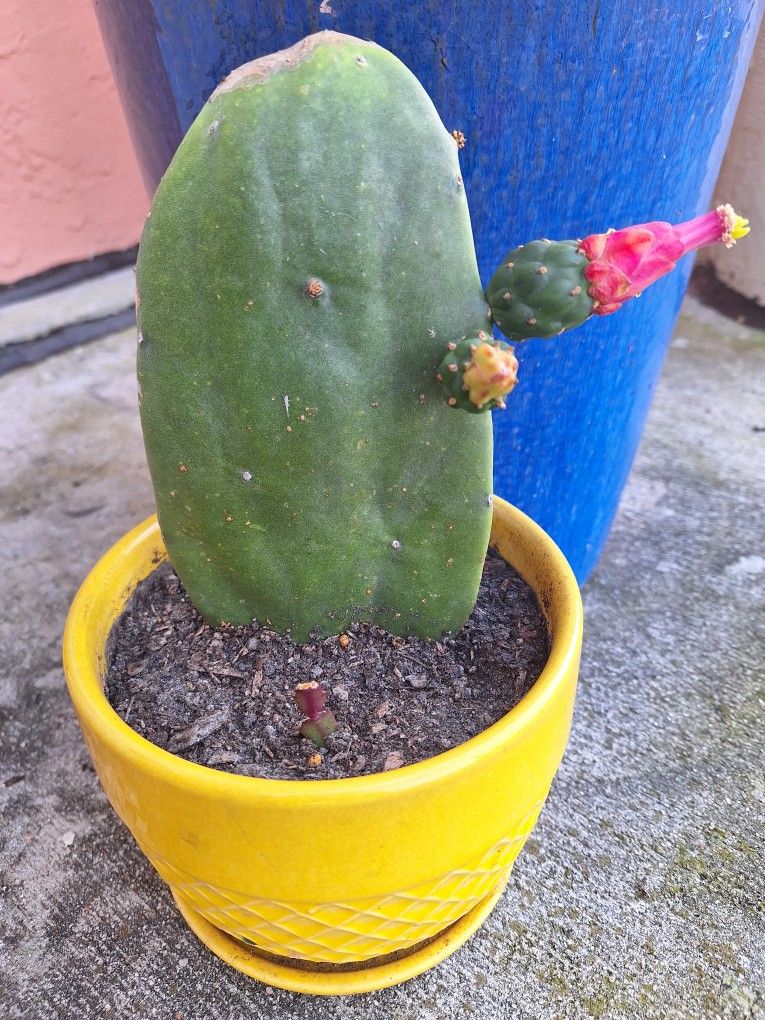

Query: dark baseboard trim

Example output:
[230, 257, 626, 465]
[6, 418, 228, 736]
[0, 308, 136, 376]
[689, 264, 765, 331]
[0, 247, 138, 309]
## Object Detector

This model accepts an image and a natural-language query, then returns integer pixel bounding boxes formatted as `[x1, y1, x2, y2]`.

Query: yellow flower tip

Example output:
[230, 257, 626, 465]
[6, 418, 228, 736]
[731, 213, 750, 241]
[717, 203, 750, 248]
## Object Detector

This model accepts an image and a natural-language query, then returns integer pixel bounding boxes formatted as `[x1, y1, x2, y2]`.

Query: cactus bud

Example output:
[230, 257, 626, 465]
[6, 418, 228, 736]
[437, 337, 518, 413]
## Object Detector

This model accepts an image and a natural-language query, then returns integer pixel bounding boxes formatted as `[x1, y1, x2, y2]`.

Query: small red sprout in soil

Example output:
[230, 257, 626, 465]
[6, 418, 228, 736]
[294, 681, 338, 748]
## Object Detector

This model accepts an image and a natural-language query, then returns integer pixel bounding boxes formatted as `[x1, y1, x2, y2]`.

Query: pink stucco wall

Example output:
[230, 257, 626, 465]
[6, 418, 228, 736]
[0, 0, 148, 284]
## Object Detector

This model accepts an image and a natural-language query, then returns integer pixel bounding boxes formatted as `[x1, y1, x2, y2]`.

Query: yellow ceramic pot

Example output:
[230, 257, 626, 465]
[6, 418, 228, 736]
[63, 497, 582, 994]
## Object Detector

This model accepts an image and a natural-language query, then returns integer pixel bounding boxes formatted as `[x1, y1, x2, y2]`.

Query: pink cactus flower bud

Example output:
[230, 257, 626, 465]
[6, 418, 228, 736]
[579, 204, 749, 315]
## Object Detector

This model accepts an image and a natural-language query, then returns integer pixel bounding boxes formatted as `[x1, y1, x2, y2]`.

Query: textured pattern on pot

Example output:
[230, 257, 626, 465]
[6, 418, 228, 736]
[142, 801, 543, 962]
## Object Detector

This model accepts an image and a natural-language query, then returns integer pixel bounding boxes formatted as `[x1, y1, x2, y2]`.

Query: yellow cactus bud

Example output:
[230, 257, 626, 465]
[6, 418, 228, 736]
[463, 344, 518, 410]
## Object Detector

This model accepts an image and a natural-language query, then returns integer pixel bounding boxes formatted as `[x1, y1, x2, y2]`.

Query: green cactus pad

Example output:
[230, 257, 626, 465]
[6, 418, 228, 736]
[136, 32, 494, 640]
[437, 335, 518, 413]
[486, 239, 594, 340]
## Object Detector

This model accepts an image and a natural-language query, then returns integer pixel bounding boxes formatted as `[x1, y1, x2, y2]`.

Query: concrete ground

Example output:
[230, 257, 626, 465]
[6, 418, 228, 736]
[1, 295, 763, 1019]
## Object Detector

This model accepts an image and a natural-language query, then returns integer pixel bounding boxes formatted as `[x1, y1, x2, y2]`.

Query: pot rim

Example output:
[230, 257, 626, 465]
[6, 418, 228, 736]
[63, 497, 582, 805]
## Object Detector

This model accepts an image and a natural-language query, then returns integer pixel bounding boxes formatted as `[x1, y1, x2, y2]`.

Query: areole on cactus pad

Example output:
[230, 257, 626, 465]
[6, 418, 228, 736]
[136, 30, 748, 641]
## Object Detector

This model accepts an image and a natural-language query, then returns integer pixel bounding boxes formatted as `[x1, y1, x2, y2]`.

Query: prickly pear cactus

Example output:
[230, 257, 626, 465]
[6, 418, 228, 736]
[136, 32, 494, 640]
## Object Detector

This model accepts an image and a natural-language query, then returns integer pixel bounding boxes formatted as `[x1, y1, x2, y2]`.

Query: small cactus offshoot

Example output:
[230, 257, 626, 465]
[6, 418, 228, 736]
[294, 681, 338, 748]
[485, 204, 750, 342]
[437, 334, 518, 412]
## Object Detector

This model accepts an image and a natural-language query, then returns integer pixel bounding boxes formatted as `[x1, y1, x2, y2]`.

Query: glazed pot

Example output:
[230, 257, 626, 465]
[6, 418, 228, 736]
[63, 497, 582, 994]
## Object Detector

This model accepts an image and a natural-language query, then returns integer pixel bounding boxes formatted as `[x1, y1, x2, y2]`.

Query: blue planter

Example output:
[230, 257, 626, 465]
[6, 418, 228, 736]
[93, 0, 762, 580]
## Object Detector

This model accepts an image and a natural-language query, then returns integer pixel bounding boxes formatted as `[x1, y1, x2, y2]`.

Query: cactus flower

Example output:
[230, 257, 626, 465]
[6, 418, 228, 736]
[580, 204, 750, 315]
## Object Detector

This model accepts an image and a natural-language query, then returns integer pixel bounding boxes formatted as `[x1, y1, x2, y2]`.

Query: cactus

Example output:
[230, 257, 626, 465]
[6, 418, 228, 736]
[485, 205, 750, 342]
[137, 32, 493, 640]
[137, 30, 749, 644]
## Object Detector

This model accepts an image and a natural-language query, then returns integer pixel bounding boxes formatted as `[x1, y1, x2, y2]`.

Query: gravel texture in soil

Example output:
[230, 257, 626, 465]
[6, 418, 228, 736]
[106, 549, 550, 780]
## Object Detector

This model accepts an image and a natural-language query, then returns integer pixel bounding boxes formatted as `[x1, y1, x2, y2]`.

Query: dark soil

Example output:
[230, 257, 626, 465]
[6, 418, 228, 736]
[106, 550, 550, 780]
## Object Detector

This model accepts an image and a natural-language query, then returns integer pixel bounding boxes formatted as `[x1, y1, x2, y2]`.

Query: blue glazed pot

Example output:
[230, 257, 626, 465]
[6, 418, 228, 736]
[93, 0, 763, 580]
